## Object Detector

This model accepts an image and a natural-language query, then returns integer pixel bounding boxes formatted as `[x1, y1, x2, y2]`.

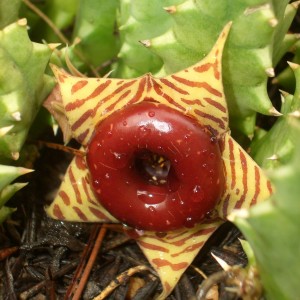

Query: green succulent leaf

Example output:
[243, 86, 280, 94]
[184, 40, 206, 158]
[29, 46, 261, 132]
[114, 0, 185, 78]
[65, 0, 120, 73]
[40, 0, 79, 42]
[251, 63, 300, 169]
[0, 19, 55, 159]
[0, 182, 27, 207]
[0, 0, 21, 29]
[232, 64, 300, 299]
[19, 0, 79, 43]
[232, 120, 300, 299]
[117, 0, 293, 137]
[0, 164, 31, 224]
[272, 2, 300, 65]
[0, 164, 31, 192]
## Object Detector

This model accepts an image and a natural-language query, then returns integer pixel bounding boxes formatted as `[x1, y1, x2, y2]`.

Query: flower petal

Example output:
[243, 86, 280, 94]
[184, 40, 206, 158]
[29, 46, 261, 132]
[157, 22, 231, 137]
[135, 219, 223, 299]
[45, 154, 118, 223]
[50, 22, 231, 145]
[218, 133, 272, 219]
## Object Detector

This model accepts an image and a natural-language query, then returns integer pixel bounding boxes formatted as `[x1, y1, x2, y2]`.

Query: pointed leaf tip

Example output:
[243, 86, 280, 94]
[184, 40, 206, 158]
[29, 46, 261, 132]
[288, 110, 300, 118]
[17, 18, 27, 26]
[48, 43, 61, 50]
[287, 61, 300, 70]
[19, 168, 34, 175]
[0, 126, 14, 137]
[11, 152, 19, 161]
[269, 18, 278, 28]
[269, 107, 282, 116]
[11, 112, 21, 121]
[265, 67, 275, 77]
[139, 40, 151, 48]
[279, 89, 290, 98]
[164, 6, 177, 14]
[211, 253, 231, 271]
[266, 154, 279, 161]
[291, 0, 300, 9]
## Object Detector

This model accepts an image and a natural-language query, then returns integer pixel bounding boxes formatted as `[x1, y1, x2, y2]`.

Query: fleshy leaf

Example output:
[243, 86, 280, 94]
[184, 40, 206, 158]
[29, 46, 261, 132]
[272, 2, 300, 65]
[0, 182, 27, 208]
[66, 0, 120, 72]
[0, 164, 32, 192]
[251, 63, 300, 169]
[141, 0, 292, 136]
[33, 0, 79, 42]
[0, 0, 21, 29]
[115, 0, 185, 78]
[0, 19, 55, 159]
[231, 120, 300, 300]
[0, 164, 32, 224]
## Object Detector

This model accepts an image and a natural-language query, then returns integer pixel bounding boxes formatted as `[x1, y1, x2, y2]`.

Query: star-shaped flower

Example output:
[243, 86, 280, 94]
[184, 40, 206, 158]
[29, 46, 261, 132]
[45, 23, 272, 299]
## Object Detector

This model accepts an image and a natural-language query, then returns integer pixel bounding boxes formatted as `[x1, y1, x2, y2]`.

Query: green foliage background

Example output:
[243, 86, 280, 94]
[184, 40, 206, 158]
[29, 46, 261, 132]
[0, 1, 300, 298]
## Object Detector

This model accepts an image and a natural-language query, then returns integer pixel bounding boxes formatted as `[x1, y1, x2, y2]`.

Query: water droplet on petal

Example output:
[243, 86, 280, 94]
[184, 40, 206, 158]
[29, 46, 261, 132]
[139, 125, 151, 136]
[113, 152, 123, 160]
[137, 190, 166, 204]
[148, 111, 155, 117]
[193, 185, 201, 194]
[184, 216, 195, 228]
[148, 206, 156, 213]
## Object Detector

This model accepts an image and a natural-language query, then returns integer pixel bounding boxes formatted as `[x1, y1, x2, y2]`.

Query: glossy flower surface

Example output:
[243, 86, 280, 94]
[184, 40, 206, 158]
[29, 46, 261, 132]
[45, 23, 272, 299]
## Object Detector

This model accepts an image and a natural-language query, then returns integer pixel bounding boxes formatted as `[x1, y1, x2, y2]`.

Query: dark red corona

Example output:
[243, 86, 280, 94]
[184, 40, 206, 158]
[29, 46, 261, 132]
[87, 101, 225, 231]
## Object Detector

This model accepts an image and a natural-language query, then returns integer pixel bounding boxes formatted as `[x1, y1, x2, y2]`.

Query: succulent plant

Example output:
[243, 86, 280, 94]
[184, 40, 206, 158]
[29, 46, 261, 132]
[1, 0, 300, 298]
[114, 0, 298, 138]
[0, 18, 54, 223]
[232, 64, 300, 300]
[45, 25, 272, 298]
[0, 165, 32, 223]
[0, 19, 54, 160]
[251, 63, 300, 169]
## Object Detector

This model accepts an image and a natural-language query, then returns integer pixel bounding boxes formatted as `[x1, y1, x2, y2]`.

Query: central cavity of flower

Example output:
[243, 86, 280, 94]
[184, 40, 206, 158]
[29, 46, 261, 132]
[134, 150, 171, 186]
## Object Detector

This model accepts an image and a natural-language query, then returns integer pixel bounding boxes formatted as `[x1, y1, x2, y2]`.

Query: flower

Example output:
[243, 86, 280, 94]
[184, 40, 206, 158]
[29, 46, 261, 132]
[45, 23, 272, 299]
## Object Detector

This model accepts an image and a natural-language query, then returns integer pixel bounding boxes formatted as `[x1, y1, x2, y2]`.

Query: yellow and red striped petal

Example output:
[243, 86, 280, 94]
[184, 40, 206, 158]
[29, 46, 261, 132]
[46, 154, 117, 223]
[136, 219, 223, 299]
[158, 23, 231, 138]
[218, 133, 272, 219]
[51, 23, 231, 145]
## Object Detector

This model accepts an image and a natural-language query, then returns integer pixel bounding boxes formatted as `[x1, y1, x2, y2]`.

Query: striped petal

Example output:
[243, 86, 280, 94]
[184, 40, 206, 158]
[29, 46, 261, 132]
[136, 219, 223, 299]
[217, 133, 273, 219]
[45, 22, 273, 300]
[46, 154, 117, 223]
[51, 22, 231, 145]
[156, 23, 230, 138]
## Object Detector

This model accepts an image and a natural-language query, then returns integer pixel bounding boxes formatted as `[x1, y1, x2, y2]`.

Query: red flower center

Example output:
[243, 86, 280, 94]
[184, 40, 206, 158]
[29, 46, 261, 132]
[87, 101, 225, 231]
